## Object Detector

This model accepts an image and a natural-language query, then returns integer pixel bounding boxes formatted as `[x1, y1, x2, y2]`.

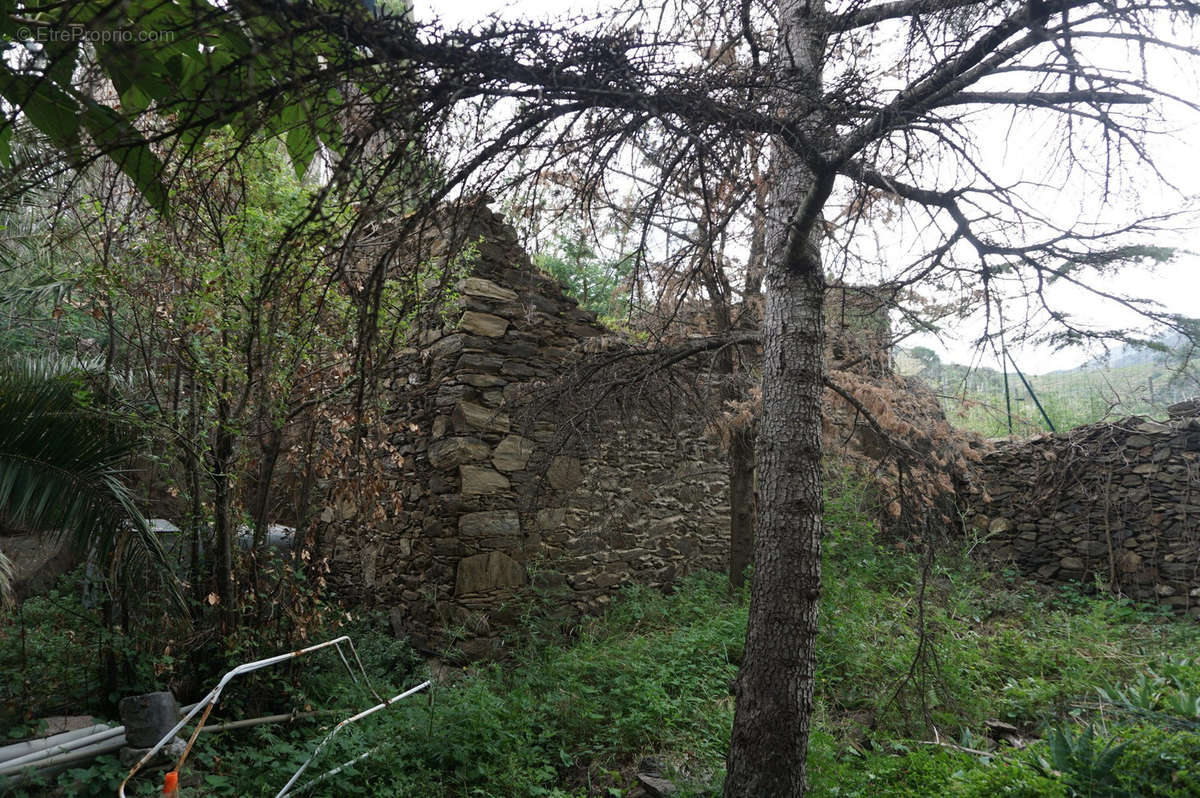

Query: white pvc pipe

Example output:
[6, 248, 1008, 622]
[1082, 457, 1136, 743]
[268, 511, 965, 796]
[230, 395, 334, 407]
[0, 724, 113, 763]
[0, 703, 201, 777]
[0, 706, 344, 785]
[284, 744, 381, 796]
[0, 725, 124, 772]
[0, 736, 124, 781]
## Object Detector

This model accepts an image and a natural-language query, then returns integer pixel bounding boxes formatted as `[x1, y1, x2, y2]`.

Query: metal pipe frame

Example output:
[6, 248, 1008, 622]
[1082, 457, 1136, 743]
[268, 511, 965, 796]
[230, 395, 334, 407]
[117, 636, 377, 797]
[274, 680, 432, 798]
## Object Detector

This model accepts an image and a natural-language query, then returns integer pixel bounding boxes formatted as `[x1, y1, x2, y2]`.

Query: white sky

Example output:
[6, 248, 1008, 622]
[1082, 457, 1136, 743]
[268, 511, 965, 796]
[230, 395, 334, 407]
[416, 0, 1200, 375]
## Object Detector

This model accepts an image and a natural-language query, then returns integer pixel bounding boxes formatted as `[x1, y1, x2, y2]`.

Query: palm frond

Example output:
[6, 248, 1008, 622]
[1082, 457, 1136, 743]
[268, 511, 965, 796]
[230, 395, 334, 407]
[0, 548, 12, 611]
[0, 279, 76, 308]
[0, 363, 186, 612]
[2, 351, 105, 381]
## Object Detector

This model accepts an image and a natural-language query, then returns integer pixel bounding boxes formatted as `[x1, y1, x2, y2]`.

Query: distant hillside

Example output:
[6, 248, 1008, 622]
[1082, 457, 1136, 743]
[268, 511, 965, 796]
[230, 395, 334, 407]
[898, 337, 1199, 436]
[1085, 332, 1192, 370]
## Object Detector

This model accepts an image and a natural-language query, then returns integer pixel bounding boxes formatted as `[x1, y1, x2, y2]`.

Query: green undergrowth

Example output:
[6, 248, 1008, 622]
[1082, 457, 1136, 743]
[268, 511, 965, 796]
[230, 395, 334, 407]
[6, 476, 1200, 796]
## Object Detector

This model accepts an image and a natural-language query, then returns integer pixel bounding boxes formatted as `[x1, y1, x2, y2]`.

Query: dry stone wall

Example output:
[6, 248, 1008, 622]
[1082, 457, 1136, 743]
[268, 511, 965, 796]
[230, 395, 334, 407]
[967, 414, 1200, 615]
[321, 202, 986, 653]
[324, 206, 727, 654]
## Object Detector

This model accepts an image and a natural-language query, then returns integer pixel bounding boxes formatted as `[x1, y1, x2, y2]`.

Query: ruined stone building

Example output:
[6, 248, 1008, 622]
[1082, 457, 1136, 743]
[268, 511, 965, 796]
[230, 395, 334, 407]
[6, 206, 1196, 645]
[321, 204, 983, 651]
[317, 203, 1200, 652]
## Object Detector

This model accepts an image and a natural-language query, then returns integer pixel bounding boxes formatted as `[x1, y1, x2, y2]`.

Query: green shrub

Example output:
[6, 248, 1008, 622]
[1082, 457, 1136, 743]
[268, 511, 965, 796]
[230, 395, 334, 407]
[949, 756, 1068, 798]
[1111, 726, 1200, 798]
[1032, 724, 1129, 797]
[0, 569, 173, 724]
[807, 737, 973, 797]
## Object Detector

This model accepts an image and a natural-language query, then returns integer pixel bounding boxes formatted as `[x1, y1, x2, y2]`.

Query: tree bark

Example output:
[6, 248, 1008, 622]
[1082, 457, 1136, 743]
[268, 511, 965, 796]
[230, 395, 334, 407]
[743, 174, 769, 299]
[694, 226, 757, 591]
[724, 0, 827, 792]
[729, 193, 765, 591]
[186, 379, 205, 607]
[727, 430, 755, 589]
[724, 209, 825, 796]
[212, 394, 236, 620]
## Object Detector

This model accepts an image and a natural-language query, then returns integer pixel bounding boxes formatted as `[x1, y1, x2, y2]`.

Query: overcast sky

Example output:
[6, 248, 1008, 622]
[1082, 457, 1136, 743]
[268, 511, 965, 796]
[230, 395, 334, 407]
[415, 0, 1199, 375]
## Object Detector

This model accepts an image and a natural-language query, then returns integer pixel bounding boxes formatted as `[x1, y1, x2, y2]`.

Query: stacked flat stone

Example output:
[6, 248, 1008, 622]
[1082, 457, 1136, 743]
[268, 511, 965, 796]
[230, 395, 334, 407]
[324, 206, 727, 657]
[967, 413, 1200, 616]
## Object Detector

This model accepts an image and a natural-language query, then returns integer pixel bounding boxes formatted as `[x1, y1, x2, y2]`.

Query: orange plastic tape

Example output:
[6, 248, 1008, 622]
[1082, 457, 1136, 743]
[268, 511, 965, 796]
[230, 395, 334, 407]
[163, 770, 179, 795]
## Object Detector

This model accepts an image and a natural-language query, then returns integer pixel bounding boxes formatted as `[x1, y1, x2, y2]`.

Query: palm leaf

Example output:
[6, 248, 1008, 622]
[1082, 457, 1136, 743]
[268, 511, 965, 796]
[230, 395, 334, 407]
[0, 280, 77, 308]
[0, 360, 186, 612]
[0, 547, 12, 610]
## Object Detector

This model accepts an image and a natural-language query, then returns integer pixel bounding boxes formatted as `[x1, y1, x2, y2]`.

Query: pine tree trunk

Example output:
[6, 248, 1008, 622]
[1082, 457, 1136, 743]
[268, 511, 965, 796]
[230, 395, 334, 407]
[724, 0, 827, 791]
[728, 431, 755, 590]
[724, 246, 824, 796]
[730, 198, 765, 591]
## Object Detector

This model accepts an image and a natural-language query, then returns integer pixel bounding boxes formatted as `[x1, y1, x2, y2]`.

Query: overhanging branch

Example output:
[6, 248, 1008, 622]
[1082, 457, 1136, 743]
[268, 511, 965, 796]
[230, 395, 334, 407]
[825, 0, 991, 33]
[936, 90, 1152, 106]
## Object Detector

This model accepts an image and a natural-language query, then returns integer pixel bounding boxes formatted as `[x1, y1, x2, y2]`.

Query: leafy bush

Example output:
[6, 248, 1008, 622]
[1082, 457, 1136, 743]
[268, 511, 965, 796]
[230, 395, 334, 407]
[1032, 724, 1129, 797]
[0, 569, 173, 725]
[1111, 726, 1200, 798]
[1098, 660, 1200, 724]
[807, 736, 974, 797]
[948, 756, 1068, 798]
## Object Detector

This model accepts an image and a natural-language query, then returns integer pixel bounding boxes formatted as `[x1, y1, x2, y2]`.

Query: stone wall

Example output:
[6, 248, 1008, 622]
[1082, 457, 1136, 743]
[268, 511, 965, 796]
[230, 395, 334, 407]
[321, 202, 980, 652]
[967, 415, 1200, 615]
[323, 205, 728, 654]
